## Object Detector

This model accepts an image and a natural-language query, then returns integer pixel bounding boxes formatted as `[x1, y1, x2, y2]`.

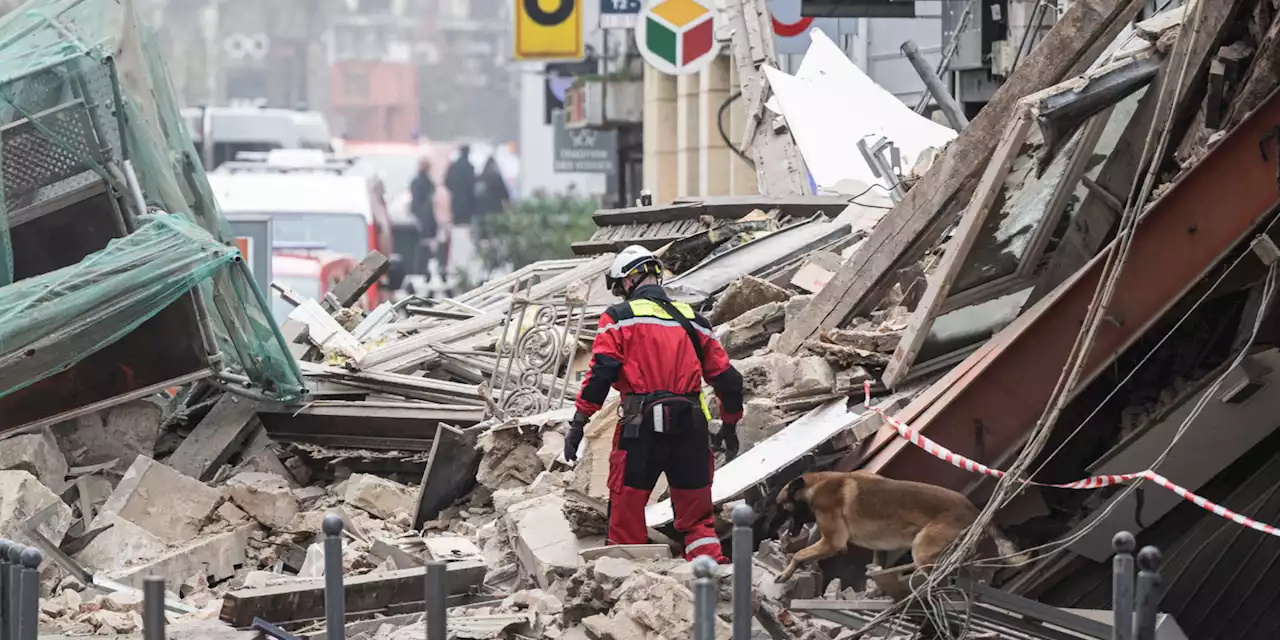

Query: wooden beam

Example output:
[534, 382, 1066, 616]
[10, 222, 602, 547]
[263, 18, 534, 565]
[776, 0, 1145, 355]
[168, 394, 261, 481]
[323, 251, 389, 311]
[412, 423, 481, 528]
[881, 109, 1035, 389]
[219, 561, 486, 627]
[590, 202, 705, 226]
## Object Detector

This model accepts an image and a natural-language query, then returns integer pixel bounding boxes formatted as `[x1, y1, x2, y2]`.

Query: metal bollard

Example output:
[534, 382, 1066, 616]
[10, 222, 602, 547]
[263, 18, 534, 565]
[143, 577, 166, 640]
[730, 505, 754, 640]
[1111, 532, 1135, 640]
[425, 561, 447, 640]
[323, 514, 346, 640]
[0, 539, 9, 640]
[1133, 546, 1163, 640]
[692, 556, 717, 640]
[5, 545, 21, 640]
[18, 548, 40, 640]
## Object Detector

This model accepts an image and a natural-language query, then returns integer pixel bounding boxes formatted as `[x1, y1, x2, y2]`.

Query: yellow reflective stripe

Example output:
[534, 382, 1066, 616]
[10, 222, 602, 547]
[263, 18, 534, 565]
[628, 298, 695, 320]
[699, 392, 711, 421]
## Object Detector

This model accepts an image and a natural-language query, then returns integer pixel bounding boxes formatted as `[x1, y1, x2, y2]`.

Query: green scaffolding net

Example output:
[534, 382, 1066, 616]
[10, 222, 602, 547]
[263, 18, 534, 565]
[0, 0, 305, 403]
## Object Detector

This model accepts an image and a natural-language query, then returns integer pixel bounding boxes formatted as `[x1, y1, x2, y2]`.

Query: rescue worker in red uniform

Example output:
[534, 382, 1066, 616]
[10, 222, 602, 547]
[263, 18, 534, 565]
[563, 246, 744, 563]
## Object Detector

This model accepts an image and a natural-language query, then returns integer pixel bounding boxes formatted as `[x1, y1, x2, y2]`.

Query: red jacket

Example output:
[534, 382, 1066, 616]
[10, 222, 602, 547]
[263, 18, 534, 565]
[575, 285, 744, 424]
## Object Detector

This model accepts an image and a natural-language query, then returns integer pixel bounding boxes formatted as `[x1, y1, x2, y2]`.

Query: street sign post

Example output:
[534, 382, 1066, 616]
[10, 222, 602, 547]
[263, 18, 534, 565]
[601, 0, 642, 29]
[552, 111, 617, 173]
[514, 0, 585, 60]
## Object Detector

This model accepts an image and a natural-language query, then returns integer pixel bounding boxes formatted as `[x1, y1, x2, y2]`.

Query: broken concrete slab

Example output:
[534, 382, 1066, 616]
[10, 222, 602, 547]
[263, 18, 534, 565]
[822, 327, 902, 354]
[506, 494, 584, 589]
[225, 471, 300, 530]
[167, 394, 260, 482]
[424, 535, 484, 562]
[219, 561, 486, 626]
[0, 427, 68, 489]
[344, 473, 414, 520]
[0, 470, 75, 547]
[739, 399, 786, 449]
[95, 456, 224, 545]
[109, 526, 255, 589]
[708, 276, 792, 326]
[414, 423, 482, 529]
[73, 512, 169, 573]
[581, 612, 649, 640]
[719, 302, 786, 358]
[54, 399, 164, 471]
[579, 545, 673, 562]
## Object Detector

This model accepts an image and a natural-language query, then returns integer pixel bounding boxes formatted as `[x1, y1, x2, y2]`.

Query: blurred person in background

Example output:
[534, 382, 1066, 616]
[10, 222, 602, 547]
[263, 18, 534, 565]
[410, 155, 438, 277]
[444, 144, 480, 286]
[476, 156, 510, 217]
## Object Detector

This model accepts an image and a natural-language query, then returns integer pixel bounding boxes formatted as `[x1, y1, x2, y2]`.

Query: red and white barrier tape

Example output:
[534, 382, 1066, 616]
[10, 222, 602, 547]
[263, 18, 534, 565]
[861, 381, 1280, 537]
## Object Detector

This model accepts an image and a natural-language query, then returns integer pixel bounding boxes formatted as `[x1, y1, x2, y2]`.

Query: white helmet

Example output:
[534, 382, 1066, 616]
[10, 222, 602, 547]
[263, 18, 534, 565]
[607, 245, 663, 296]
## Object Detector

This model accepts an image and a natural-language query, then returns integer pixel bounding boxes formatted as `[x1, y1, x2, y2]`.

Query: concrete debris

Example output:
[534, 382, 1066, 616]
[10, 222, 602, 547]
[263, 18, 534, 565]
[344, 473, 415, 521]
[0, 470, 75, 547]
[478, 427, 545, 490]
[562, 498, 609, 538]
[95, 456, 224, 545]
[54, 398, 164, 472]
[0, 427, 68, 489]
[225, 471, 300, 530]
[719, 301, 786, 358]
[708, 275, 792, 326]
[505, 493, 589, 589]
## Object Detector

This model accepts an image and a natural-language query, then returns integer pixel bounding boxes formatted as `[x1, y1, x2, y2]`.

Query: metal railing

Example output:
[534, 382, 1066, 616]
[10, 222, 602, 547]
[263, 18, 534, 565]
[3, 514, 1169, 640]
[0, 540, 45, 640]
[1111, 531, 1164, 640]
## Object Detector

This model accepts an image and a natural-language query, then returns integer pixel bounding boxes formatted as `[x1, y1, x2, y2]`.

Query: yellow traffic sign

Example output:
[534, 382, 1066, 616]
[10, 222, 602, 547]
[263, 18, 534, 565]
[514, 0, 584, 60]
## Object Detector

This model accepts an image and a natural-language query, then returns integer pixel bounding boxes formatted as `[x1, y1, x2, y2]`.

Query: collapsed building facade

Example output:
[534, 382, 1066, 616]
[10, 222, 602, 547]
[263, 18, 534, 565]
[2, 0, 1280, 637]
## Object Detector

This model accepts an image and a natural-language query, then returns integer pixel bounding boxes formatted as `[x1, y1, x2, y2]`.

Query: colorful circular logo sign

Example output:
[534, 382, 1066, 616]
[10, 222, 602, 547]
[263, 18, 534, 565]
[635, 0, 722, 76]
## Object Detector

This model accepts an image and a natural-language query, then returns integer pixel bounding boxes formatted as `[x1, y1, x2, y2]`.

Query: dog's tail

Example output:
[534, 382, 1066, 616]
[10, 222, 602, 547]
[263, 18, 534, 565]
[985, 524, 1032, 566]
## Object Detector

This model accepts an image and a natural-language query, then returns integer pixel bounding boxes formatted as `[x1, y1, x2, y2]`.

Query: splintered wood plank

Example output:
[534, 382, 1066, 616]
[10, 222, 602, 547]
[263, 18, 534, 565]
[168, 394, 260, 481]
[881, 109, 1034, 390]
[324, 251, 389, 311]
[775, 0, 1145, 356]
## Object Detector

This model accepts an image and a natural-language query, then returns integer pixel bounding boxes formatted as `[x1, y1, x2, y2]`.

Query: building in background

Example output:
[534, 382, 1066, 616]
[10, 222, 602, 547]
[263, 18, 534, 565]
[145, 0, 338, 112]
[417, 0, 520, 144]
[327, 0, 421, 141]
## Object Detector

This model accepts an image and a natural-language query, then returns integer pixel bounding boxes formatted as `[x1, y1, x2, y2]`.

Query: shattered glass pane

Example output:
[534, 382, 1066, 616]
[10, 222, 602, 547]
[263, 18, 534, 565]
[949, 87, 1148, 295]
[915, 88, 1148, 366]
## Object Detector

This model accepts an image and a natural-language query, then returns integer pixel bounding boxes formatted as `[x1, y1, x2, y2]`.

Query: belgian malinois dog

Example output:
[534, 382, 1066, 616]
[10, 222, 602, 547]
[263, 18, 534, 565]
[773, 471, 1029, 582]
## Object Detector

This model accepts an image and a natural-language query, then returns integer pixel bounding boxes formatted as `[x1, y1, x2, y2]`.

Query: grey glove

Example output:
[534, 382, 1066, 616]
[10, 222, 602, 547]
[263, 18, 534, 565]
[564, 412, 588, 462]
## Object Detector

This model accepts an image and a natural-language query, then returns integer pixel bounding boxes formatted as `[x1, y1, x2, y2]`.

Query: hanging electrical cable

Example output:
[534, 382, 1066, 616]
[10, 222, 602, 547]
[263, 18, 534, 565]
[718, 91, 755, 167]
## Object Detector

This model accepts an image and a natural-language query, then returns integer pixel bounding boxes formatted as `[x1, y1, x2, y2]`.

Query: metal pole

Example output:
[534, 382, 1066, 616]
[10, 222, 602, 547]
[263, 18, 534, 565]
[143, 577, 166, 640]
[5, 545, 21, 640]
[425, 561, 447, 640]
[18, 548, 40, 640]
[692, 556, 717, 640]
[0, 539, 9, 640]
[731, 505, 754, 640]
[323, 514, 345, 640]
[1111, 532, 1135, 640]
[901, 39, 969, 131]
[1133, 546, 1162, 640]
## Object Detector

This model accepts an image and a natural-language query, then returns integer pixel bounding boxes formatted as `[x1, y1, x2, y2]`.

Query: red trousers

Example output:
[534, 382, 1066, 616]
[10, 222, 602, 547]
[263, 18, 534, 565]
[605, 410, 726, 563]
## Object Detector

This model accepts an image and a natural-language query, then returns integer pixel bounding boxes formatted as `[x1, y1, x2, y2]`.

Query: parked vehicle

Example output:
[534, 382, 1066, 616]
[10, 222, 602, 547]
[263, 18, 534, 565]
[182, 106, 334, 171]
[207, 167, 404, 309]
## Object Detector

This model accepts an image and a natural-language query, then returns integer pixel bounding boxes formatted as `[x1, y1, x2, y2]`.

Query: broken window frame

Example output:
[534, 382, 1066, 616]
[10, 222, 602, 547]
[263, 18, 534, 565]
[882, 48, 1166, 389]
